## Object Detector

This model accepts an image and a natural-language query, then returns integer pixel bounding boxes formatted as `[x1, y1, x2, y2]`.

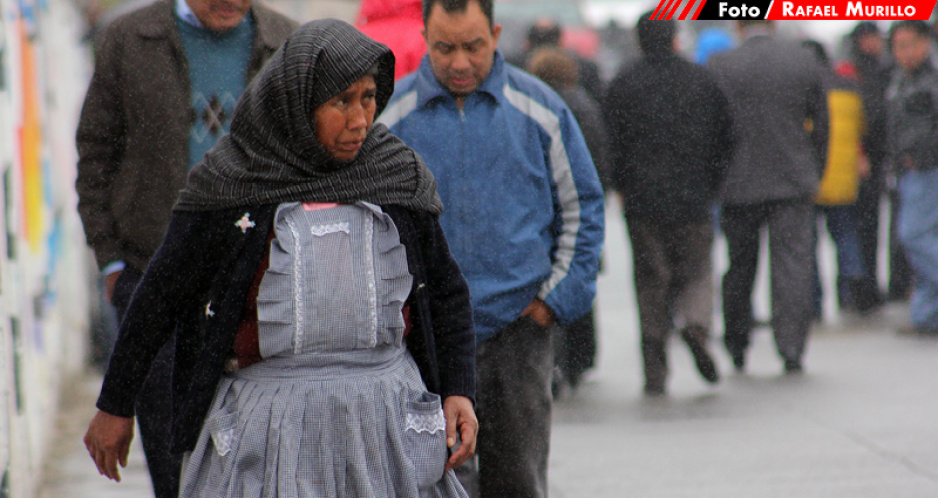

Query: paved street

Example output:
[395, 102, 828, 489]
[39, 200, 938, 497]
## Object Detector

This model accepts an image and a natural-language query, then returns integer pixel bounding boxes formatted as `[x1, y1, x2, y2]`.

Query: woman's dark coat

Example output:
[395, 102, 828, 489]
[97, 204, 476, 453]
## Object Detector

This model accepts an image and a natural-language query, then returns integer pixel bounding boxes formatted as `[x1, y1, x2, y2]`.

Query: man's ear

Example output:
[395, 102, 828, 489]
[492, 23, 502, 48]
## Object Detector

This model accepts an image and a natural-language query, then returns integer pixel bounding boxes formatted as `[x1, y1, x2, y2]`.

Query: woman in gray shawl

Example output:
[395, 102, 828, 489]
[84, 20, 477, 497]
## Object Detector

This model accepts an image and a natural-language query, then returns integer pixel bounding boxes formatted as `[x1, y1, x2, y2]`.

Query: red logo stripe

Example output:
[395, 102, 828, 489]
[656, 0, 679, 18]
[650, 0, 671, 19]
[679, 0, 702, 19]
[665, 0, 684, 18]
[691, 0, 708, 19]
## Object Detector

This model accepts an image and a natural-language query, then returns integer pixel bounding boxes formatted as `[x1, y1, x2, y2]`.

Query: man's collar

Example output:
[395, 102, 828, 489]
[175, 0, 204, 28]
[415, 50, 507, 109]
[903, 59, 935, 79]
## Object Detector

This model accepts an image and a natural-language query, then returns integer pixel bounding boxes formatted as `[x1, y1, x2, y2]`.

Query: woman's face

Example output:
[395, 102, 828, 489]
[314, 74, 377, 162]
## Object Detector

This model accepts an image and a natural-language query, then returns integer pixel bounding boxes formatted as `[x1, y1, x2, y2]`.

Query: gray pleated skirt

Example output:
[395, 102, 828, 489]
[178, 348, 469, 498]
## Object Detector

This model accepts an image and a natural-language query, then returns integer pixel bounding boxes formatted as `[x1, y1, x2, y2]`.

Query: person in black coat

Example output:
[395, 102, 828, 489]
[603, 14, 734, 396]
[843, 22, 909, 303]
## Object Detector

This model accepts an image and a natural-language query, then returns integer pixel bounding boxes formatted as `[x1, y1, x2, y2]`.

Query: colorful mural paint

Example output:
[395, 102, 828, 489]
[0, 0, 95, 496]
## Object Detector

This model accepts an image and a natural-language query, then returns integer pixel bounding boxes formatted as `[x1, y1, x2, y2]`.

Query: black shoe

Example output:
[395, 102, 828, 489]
[850, 278, 883, 314]
[681, 327, 720, 384]
[731, 354, 745, 372]
[784, 359, 803, 374]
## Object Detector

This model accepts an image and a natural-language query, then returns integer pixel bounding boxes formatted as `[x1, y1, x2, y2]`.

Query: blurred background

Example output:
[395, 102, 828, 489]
[0, 0, 935, 497]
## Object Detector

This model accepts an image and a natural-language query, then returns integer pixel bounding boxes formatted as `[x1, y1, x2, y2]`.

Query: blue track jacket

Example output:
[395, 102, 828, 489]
[380, 52, 605, 343]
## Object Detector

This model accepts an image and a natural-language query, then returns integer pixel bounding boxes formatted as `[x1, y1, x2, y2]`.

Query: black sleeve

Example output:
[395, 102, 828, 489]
[808, 69, 831, 172]
[710, 79, 736, 193]
[415, 212, 476, 403]
[75, 24, 129, 268]
[96, 210, 224, 417]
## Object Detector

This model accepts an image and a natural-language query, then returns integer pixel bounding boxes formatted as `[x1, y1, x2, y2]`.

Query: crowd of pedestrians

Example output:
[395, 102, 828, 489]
[72, 1, 938, 496]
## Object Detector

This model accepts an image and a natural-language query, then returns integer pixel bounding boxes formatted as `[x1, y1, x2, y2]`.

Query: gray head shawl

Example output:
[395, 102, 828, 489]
[175, 19, 443, 214]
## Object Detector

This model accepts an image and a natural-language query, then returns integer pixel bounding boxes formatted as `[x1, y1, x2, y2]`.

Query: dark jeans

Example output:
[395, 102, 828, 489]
[554, 309, 596, 387]
[855, 167, 882, 291]
[627, 219, 714, 383]
[813, 205, 867, 312]
[111, 266, 181, 498]
[721, 200, 814, 364]
[464, 316, 553, 498]
[888, 187, 914, 299]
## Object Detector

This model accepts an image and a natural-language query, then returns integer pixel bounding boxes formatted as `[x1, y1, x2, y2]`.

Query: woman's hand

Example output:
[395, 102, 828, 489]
[442, 395, 478, 470]
[84, 410, 134, 482]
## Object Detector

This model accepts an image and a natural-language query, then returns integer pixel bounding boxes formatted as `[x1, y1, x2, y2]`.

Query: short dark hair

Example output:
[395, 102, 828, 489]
[889, 20, 931, 44]
[528, 21, 562, 48]
[636, 13, 675, 55]
[423, 0, 494, 29]
[850, 21, 880, 42]
[737, 20, 773, 29]
[801, 39, 829, 67]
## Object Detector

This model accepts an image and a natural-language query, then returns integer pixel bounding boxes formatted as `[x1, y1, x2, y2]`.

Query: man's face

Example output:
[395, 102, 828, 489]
[857, 33, 884, 58]
[186, 0, 251, 33]
[892, 28, 930, 73]
[423, 0, 501, 100]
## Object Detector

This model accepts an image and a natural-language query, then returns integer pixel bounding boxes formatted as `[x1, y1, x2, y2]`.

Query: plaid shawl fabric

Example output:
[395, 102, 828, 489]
[175, 19, 442, 214]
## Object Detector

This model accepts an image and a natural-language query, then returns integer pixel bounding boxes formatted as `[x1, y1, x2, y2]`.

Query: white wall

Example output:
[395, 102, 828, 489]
[0, 0, 94, 496]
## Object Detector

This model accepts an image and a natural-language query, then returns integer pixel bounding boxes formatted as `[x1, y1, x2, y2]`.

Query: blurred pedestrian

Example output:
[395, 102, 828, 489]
[356, 0, 426, 79]
[526, 47, 609, 394]
[379, 0, 605, 495]
[522, 18, 605, 101]
[802, 39, 880, 316]
[885, 21, 938, 334]
[838, 22, 905, 304]
[74, 1, 296, 495]
[604, 15, 733, 396]
[708, 20, 829, 374]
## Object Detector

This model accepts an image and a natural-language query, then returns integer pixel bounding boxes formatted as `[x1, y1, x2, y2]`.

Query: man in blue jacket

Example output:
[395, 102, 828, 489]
[379, 0, 604, 495]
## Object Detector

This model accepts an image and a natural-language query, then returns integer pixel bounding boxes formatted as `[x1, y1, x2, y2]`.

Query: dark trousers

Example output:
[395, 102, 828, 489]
[855, 168, 882, 291]
[721, 199, 814, 364]
[554, 309, 596, 387]
[467, 317, 553, 498]
[888, 188, 914, 299]
[111, 266, 182, 498]
[627, 219, 714, 383]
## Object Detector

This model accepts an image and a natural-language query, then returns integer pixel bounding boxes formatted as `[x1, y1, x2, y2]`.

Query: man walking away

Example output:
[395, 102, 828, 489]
[604, 15, 734, 396]
[707, 20, 828, 374]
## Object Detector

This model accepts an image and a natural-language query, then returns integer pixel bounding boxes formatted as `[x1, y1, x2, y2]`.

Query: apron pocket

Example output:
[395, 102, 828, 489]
[404, 391, 447, 490]
[206, 411, 238, 458]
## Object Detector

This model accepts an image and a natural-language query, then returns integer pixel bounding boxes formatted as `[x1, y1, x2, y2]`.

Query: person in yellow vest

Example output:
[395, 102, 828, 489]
[803, 40, 881, 316]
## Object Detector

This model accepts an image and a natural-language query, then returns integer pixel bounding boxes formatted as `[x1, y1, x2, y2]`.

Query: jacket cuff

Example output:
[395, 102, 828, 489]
[93, 242, 124, 270]
[439, 370, 476, 406]
[95, 390, 136, 418]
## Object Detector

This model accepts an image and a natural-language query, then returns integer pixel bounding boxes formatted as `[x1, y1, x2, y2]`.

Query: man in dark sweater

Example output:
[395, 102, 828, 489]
[603, 15, 734, 396]
[75, 1, 296, 495]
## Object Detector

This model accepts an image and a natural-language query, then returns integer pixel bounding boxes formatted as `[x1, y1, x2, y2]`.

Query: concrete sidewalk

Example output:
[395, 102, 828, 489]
[39, 205, 938, 497]
[546, 205, 938, 497]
